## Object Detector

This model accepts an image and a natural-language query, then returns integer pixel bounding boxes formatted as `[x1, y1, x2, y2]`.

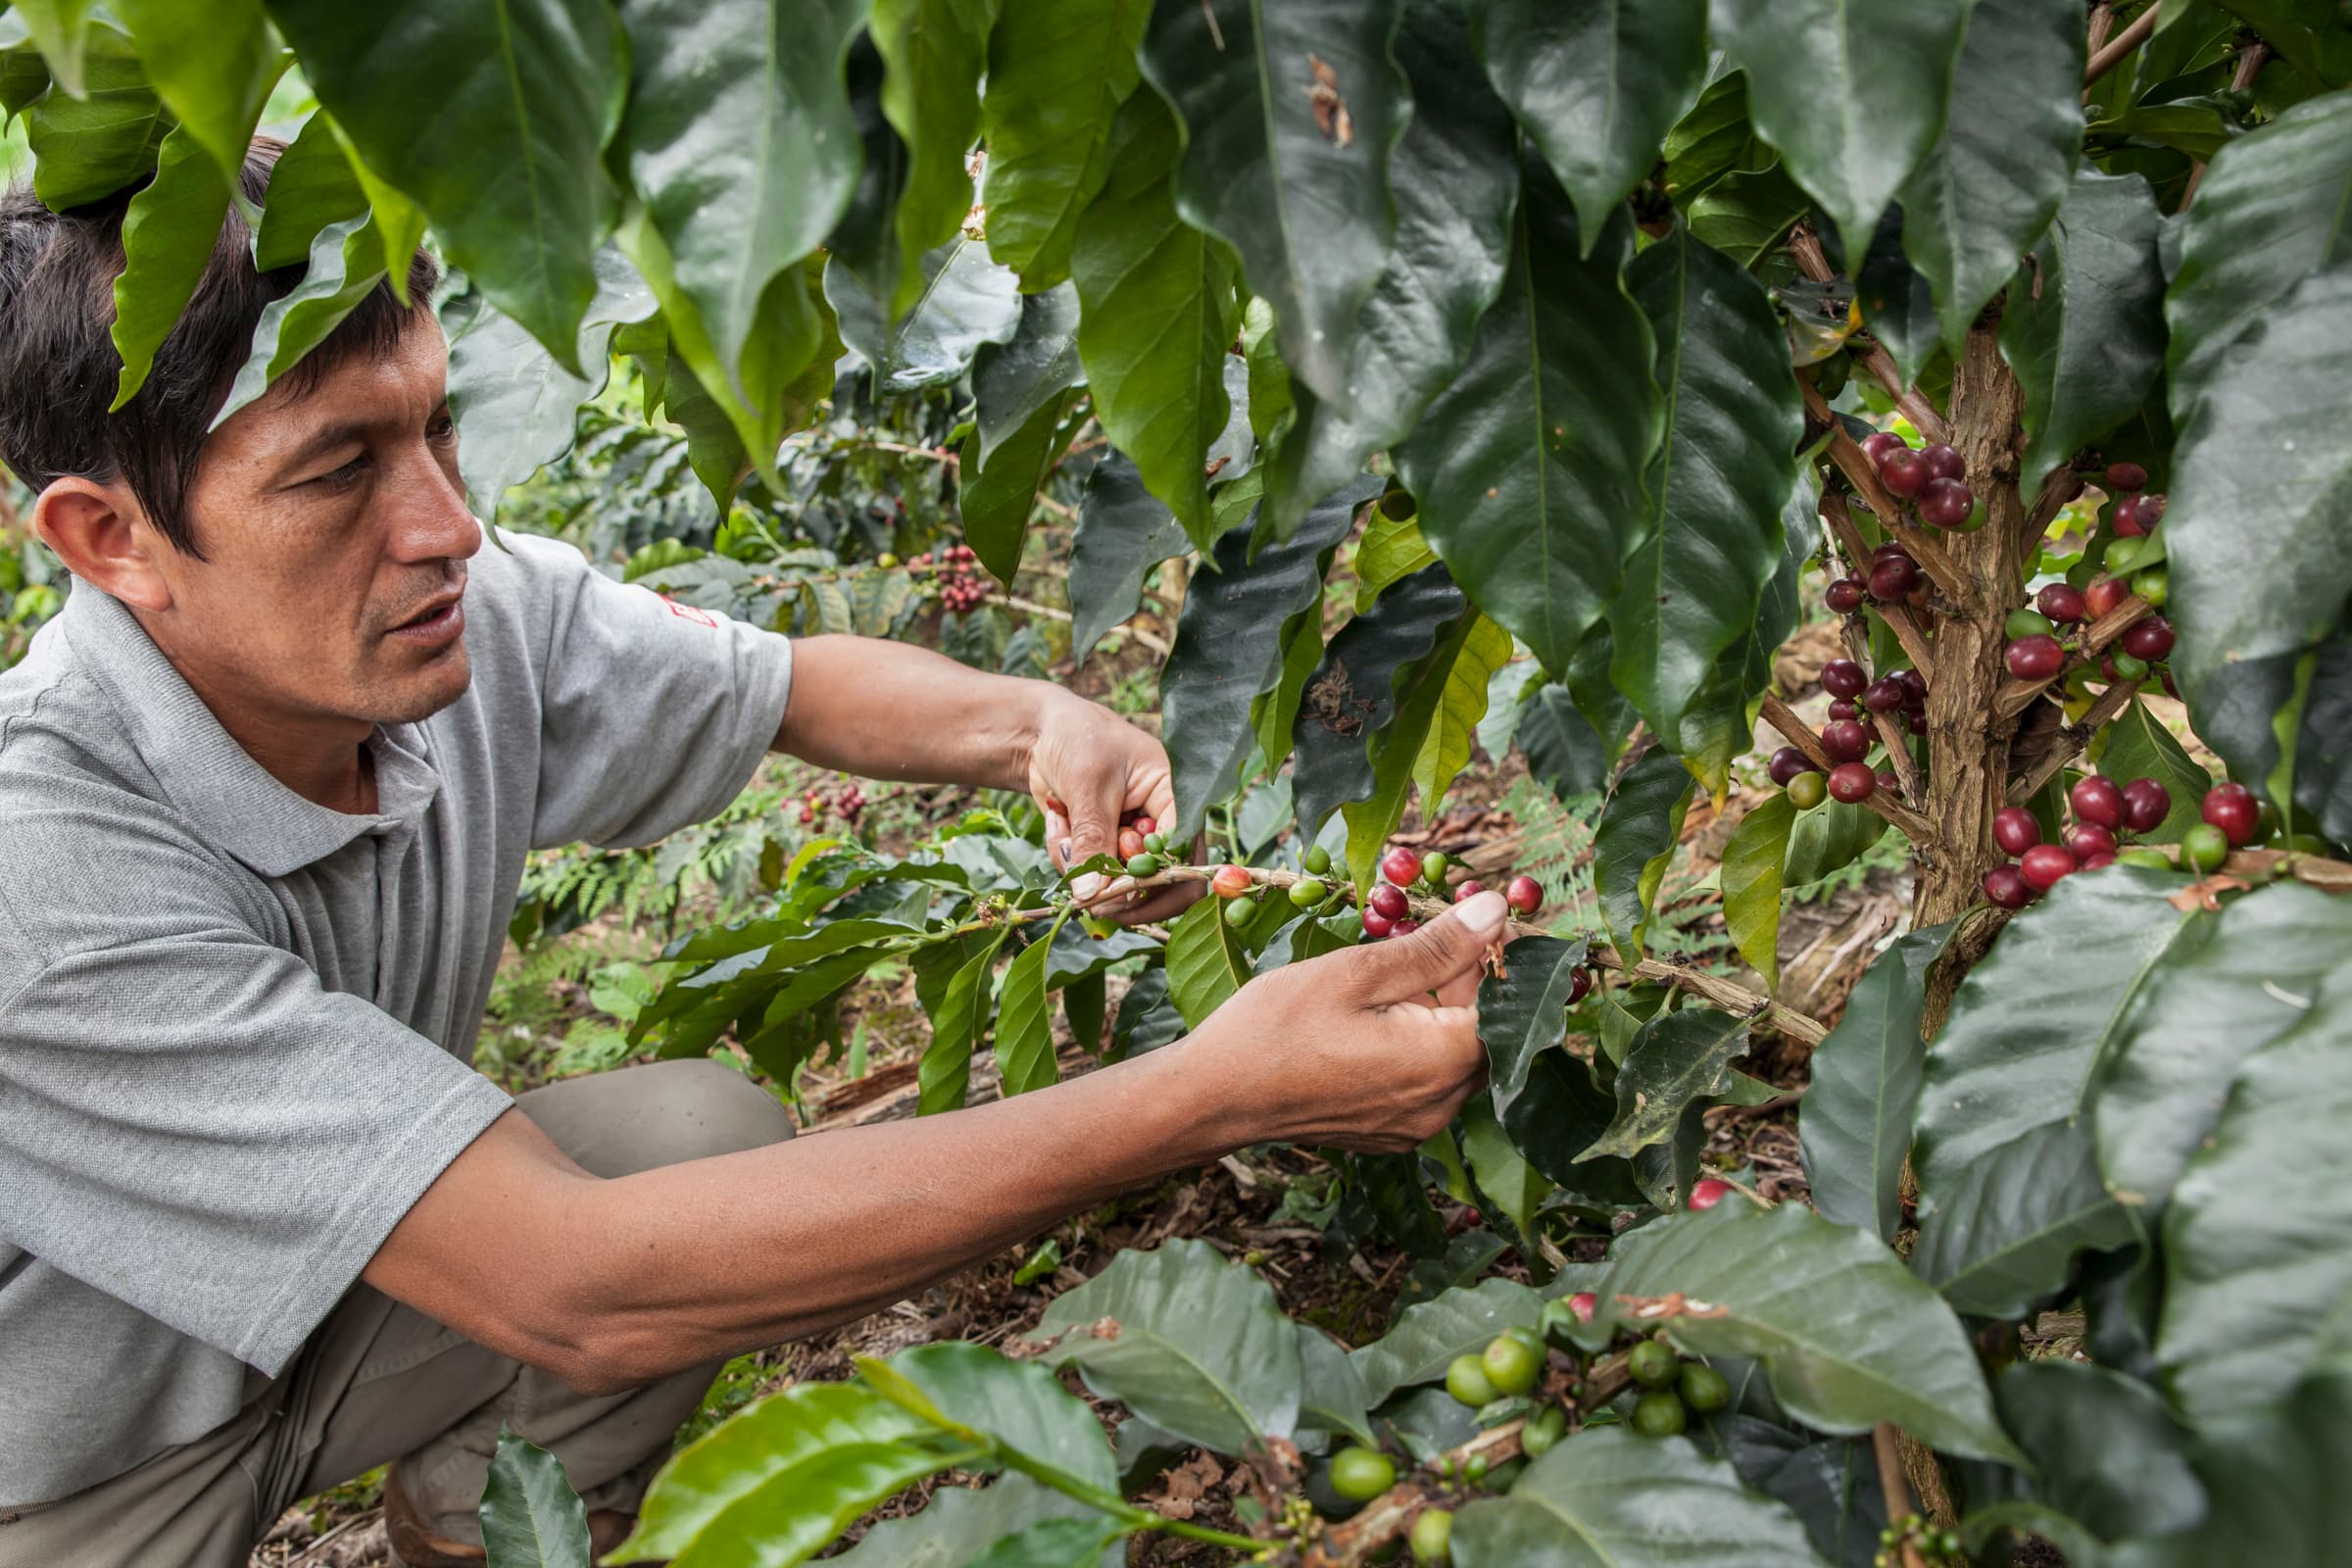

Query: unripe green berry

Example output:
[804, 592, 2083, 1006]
[1327, 1446, 1396, 1502]
[2116, 847, 2174, 871]
[1787, 771, 1828, 810]
[1446, 1353, 1497, 1409]
[1481, 1331, 1543, 1397]
[1143, 831, 1167, 854]
[1630, 1391, 1687, 1437]
[1422, 851, 1449, 885]
[1678, 1362, 1732, 1414]
[2132, 566, 2169, 609]
[2004, 608, 2054, 639]
[1521, 1404, 1566, 1458]
[1462, 1453, 1488, 1484]
[1289, 876, 1328, 907]
[2181, 822, 2230, 872]
[1303, 844, 1333, 875]
[1125, 853, 1161, 877]
[2109, 648, 2151, 680]
[1627, 1340, 1680, 1389]
[1410, 1506, 1452, 1565]
[1225, 894, 1258, 926]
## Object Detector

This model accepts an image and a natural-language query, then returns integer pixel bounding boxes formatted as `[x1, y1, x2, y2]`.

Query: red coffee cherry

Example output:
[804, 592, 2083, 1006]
[1993, 807, 2042, 857]
[2020, 843, 2079, 891]
[1919, 476, 1973, 527]
[1899, 668, 1928, 701]
[2081, 851, 2118, 870]
[2112, 495, 2145, 537]
[1504, 875, 1544, 914]
[1920, 443, 1966, 481]
[1828, 762, 1877, 804]
[1369, 882, 1410, 920]
[1822, 718, 1872, 763]
[1860, 431, 1908, 467]
[1828, 699, 1860, 721]
[2123, 777, 2172, 833]
[2084, 576, 2132, 619]
[1211, 864, 1254, 899]
[2136, 493, 2166, 528]
[2036, 583, 2088, 624]
[1118, 826, 1149, 860]
[2065, 821, 2118, 860]
[1388, 917, 1420, 938]
[1768, 746, 1817, 786]
[2070, 774, 2127, 829]
[2005, 635, 2065, 681]
[1380, 847, 1423, 888]
[1826, 577, 1865, 613]
[1567, 1290, 1597, 1322]
[1876, 769, 1901, 795]
[2104, 461, 2148, 492]
[1984, 864, 2033, 908]
[1455, 879, 1487, 901]
[1360, 906, 1396, 938]
[1862, 677, 1906, 713]
[2202, 782, 2260, 847]
[1820, 658, 1868, 698]
[1868, 556, 1918, 601]
[1690, 1178, 1733, 1211]
[2121, 613, 2175, 662]
[1568, 966, 1592, 1005]
[1881, 448, 1930, 498]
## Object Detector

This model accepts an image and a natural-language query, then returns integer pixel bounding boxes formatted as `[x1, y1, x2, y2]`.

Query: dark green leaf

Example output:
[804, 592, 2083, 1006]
[24, 24, 168, 210]
[1352, 1277, 1543, 1408]
[829, 234, 1021, 393]
[1720, 793, 1795, 991]
[212, 214, 385, 428]
[2093, 698, 2212, 844]
[826, 35, 908, 313]
[1579, 1006, 1756, 1163]
[871, 0, 997, 299]
[9, 0, 89, 98]
[1662, 71, 1768, 204]
[1396, 180, 1660, 676]
[1710, 0, 1972, 263]
[480, 1429, 591, 1568]
[252, 112, 368, 271]
[111, 0, 278, 183]
[1799, 923, 1957, 1242]
[1591, 750, 1694, 963]
[2000, 169, 2168, 497]
[1984, 1360, 2204, 1544]
[1855, 210, 1941, 390]
[977, 0, 1151, 290]
[919, 929, 1008, 1115]
[1067, 453, 1189, 660]
[1686, 164, 1812, 267]
[975, 283, 1084, 463]
[1292, 564, 1466, 837]
[890, 1341, 1118, 1491]
[964, 1520, 1125, 1568]
[1715, 1420, 1886, 1568]
[1517, 682, 1613, 802]
[1162, 892, 1250, 1029]
[2212, 0, 2352, 95]
[1340, 607, 1508, 886]
[1782, 799, 1888, 889]
[960, 388, 1076, 584]
[1897, 0, 2085, 356]
[1110, 965, 1185, 1058]
[824, 1478, 1112, 1568]
[108, 123, 232, 411]
[1479, 934, 1591, 1115]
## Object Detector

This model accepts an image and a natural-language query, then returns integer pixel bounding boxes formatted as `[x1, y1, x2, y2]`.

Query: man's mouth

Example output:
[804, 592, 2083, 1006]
[386, 589, 466, 647]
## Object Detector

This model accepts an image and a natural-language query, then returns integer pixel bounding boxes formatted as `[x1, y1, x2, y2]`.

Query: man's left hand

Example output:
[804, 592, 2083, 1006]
[1028, 694, 1201, 925]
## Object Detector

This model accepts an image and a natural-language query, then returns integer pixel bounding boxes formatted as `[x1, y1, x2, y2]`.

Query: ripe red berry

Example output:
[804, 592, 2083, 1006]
[2121, 614, 2175, 662]
[1823, 718, 1872, 763]
[1828, 761, 1877, 804]
[2112, 496, 2145, 537]
[1919, 477, 1973, 527]
[1455, 879, 1487, 901]
[1874, 541, 1913, 561]
[1568, 966, 1592, 1005]
[1860, 431, 1908, 467]
[1820, 659, 1867, 698]
[2104, 461, 2148, 492]
[1504, 875, 1544, 914]
[2081, 851, 2117, 870]
[2084, 576, 2131, 620]
[1906, 710, 1928, 734]
[1921, 443, 1966, 480]
[1380, 847, 1423, 888]
[1768, 746, 1816, 786]
[1211, 864, 1254, 899]
[2005, 635, 2065, 681]
[1369, 882, 1410, 920]
[1567, 1290, 1597, 1322]
[1131, 814, 1157, 836]
[2070, 775, 2127, 829]
[1826, 577, 1865, 613]
[2065, 821, 2118, 860]
[2036, 583, 2088, 624]
[1828, 699, 1859, 721]
[2136, 493, 2166, 528]
[1862, 677, 1906, 713]
[2202, 782, 2260, 847]
[1360, 906, 1395, 938]
[1389, 917, 1420, 938]
[1869, 557, 1919, 601]
[1984, 864, 2032, 908]
[1881, 449, 1929, 498]
[1876, 769, 1901, 795]
[1118, 826, 1149, 859]
[2020, 843, 2080, 892]
[1993, 807, 2041, 856]
[1690, 1178, 1733, 1211]
[2123, 777, 2172, 833]
[1899, 668, 1928, 701]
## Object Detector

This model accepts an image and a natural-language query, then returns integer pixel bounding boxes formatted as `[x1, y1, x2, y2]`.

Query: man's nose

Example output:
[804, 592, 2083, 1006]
[385, 452, 484, 565]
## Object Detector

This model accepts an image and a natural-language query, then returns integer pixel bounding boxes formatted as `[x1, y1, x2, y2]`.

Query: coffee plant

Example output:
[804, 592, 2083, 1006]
[16, 0, 2352, 1562]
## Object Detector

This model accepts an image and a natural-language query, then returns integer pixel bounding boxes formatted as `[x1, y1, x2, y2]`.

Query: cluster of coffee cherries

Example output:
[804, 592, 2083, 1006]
[2004, 462, 2177, 686]
[1859, 431, 1979, 529]
[1984, 774, 2175, 906]
[795, 778, 868, 826]
[1115, 812, 1174, 876]
[2102, 461, 2168, 539]
[909, 543, 989, 613]
[1825, 538, 1931, 610]
[1769, 657, 1918, 808]
[1878, 1513, 1967, 1568]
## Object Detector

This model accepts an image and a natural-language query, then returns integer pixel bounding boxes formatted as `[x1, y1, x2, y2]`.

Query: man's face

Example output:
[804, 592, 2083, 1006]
[153, 320, 482, 733]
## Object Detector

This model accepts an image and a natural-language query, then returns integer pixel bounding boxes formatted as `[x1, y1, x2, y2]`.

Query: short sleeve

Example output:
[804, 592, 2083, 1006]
[0, 912, 513, 1375]
[504, 534, 795, 850]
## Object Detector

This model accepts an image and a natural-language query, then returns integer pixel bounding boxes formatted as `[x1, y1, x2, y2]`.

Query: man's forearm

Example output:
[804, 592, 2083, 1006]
[774, 634, 1062, 791]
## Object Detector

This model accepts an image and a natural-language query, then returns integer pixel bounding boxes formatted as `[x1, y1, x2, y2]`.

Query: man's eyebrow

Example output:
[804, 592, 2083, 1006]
[269, 417, 389, 481]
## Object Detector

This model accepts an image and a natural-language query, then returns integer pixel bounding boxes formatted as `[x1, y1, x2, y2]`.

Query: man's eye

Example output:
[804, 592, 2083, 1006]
[315, 455, 368, 489]
[427, 413, 457, 442]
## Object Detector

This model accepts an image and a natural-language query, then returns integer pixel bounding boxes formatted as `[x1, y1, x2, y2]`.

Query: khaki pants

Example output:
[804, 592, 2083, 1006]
[0, 1059, 795, 1568]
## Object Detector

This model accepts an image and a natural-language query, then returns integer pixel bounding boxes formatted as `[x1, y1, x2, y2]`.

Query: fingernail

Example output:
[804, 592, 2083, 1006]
[1058, 838, 1073, 863]
[1458, 890, 1506, 936]
[1072, 872, 1103, 901]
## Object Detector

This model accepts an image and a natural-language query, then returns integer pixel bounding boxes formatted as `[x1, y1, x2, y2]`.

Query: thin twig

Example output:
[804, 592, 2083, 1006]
[1760, 693, 1939, 847]
[2007, 678, 2140, 804]
[1992, 590, 2151, 720]
[2181, 41, 2269, 208]
[1873, 1425, 1932, 1568]
[1802, 384, 1968, 598]
[2084, 1, 2161, 88]
[1788, 231, 1953, 444]
[1817, 491, 1939, 675]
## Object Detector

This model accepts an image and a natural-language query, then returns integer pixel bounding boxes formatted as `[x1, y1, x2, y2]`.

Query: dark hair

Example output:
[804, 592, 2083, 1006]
[0, 135, 440, 558]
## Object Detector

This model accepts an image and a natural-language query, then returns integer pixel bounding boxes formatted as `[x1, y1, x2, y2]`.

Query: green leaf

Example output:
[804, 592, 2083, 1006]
[1034, 1239, 1302, 1452]
[268, 0, 627, 373]
[994, 919, 1068, 1099]
[252, 112, 368, 271]
[977, 0, 1151, 290]
[317, 115, 427, 301]
[1351, 1276, 1544, 1407]
[1070, 89, 1239, 548]
[1720, 793, 1795, 991]
[1161, 477, 1375, 836]
[2000, 169, 2169, 498]
[1661, 70, 1767, 205]
[1799, 923, 1957, 1243]
[919, 929, 1008, 1115]
[2168, 267, 2352, 714]
[1983, 1361, 2204, 1544]
[1353, 513, 1436, 611]
[2156, 953, 2352, 1422]
[2165, 92, 2352, 428]
[1579, 1006, 1756, 1163]
[975, 283, 1085, 464]
[1412, 613, 1516, 821]
[23, 24, 169, 210]
[872, 0, 998, 303]
[1296, 1323, 1377, 1451]
[1516, 682, 1611, 800]
[10, 0, 90, 98]
[211, 213, 385, 429]
[827, 35, 909, 313]
[1782, 799, 1888, 889]
[964, 1520, 1126, 1568]
[1613, 223, 1804, 743]
[1139, 0, 1407, 406]
[889, 1341, 1119, 1492]
[2093, 699, 2212, 844]
[1912, 868, 2203, 1319]
[961, 389, 1076, 584]
[1591, 750, 1694, 963]
[1478, 934, 1591, 1117]
[1598, 1202, 2021, 1462]
[1472, 0, 1707, 242]
[2211, 1, 2352, 112]
[830, 234, 1021, 394]
[1260, 0, 1519, 541]
[824, 1478, 1113, 1568]
[1340, 604, 1503, 887]
[1067, 453, 1188, 660]
[621, 1382, 978, 1566]
[1162, 892, 1250, 1029]
[108, 123, 233, 411]
[1710, 0, 1971, 263]
[480, 1429, 592, 1568]
[111, 0, 279, 184]
[1460, 1092, 1553, 1258]
[1395, 179, 1660, 677]
[1451, 1427, 1829, 1568]
[1292, 564, 1466, 838]
[1896, 0, 2085, 357]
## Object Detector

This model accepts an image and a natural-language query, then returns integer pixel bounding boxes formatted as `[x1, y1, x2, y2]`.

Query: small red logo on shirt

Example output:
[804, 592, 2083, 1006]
[661, 596, 719, 628]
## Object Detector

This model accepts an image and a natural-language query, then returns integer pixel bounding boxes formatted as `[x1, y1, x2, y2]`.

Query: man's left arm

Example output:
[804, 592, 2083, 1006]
[774, 635, 1192, 921]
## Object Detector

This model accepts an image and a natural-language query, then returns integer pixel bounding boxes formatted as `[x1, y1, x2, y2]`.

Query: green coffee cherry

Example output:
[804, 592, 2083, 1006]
[1422, 851, 1450, 885]
[2181, 822, 2230, 872]
[1787, 771, 1828, 810]
[1225, 894, 1258, 926]
[1627, 1340, 1680, 1389]
[2004, 608, 2055, 639]
[1678, 1362, 1732, 1414]
[1327, 1446, 1396, 1502]
[2109, 648, 2151, 681]
[1143, 831, 1167, 854]
[2106, 535, 2147, 573]
[1631, 1391, 1688, 1437]
[2131, 566, 2168, 609]
[1124, 852, 1161, 877]
[2115, 847, 2174, 871]
[1446, 1353, 1498, 1409]
[1462, 1453, 1489, 1484]
[1521, 1404, 1567, 1458]
[1410, 1506, 1453, 1565]
[1303, 844, 1333, 875]
[1289, 876, 1328, 907]
[1481, 1332, 1543, 1398]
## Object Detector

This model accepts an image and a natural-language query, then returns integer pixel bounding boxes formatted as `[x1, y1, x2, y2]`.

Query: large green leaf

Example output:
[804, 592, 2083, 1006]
[1896, 0, 2083, 356]
[1591, 750, 1694, 963]
[1161, 893, 1251, 1029]
[994, 918, 1067, 1099]
[1034, 1239, 1302, 1453]
[1999, 169, 2169, 497]
[829, 235, 1021, 393]
[1351, 1276, 1544, 1407]
[1160, 477, 1376, 836]
[1661, 70, 1768, 205]
[2215, 0, 2352, 83]
[1579, 1006, 1756, 1163]
[267, 0, 626, 373]
[2105, 1362, 2352, 1568]
[1292, 564, 1467, 837]
[1912, 868, 2203, 1318]
[977, 0, 1150, 290]
[1799, 924, 1956, 1242]
[252, 113, 369, 271]
[1138, 0, 1408, 406]
[1599, 1202, 2020, 1462]
[1613, 223, 1803, 743]
[2168, 267, 2352, 713]
[1516, 682, 1613, 802]
[2093, 699, 2212, 845]
[826, 35, 908, 312]
[974, 284, 1085, 464]
[1712, 1419, 1886, 1568]
[1451, 1428, 1830, 1568]
[1067, 454, 1189, 659]
[1479, 934, 1591, 1116]
[1260, 0, 1520, 541]
[108, 123, 232, 411]
[1719, 794, 1795, 991]
[960, 389, 1076, 584]
[480, 1430, 592, 1568]
[616, 0, 864, 393]
[890, 1342, 1117, 1492]
[1070, 89, 1239, 548]
[1782, 799, 1888, 889]
[1395, 180, 1660, 676]
[9, 0, 89, 98]
[110, 0, 278, 184]
[23, 24, 168, 210]
[918, 929, 1008, 1115]
[2157, 954, 2352, 1423]
[2166, 92, 2352, 426]
[211, 214, 385, 428]
[825, 1478, 1112, 1568]
[1979, 1361, 2204, 1545]
[871, 0, 998, 302]
[1341, 607, 1509, 887]
[1471, 0, 1707, 242]
[1710, 0, 1971, 263]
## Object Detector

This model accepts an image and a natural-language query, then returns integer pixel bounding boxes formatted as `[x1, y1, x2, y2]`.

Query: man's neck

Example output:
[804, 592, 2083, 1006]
[163, 644, 380, 816]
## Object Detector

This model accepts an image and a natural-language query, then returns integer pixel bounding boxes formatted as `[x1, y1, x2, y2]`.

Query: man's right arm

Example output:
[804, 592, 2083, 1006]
[363, 894, 1505, 1394]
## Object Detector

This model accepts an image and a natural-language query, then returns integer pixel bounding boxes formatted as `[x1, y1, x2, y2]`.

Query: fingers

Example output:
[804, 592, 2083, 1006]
[1353, 891, 1506, 1003]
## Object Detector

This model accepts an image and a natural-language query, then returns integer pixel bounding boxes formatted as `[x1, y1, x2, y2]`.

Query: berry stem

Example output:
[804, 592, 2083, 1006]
[1759, 694, 1938, 847]
[1799, 383, 1968, 598]
[2005, 677, 2140, 806]
[2082, 2, 2160, 87]
[1872, 1424, 1933, 1568]
[1787, 230, 1952, 446]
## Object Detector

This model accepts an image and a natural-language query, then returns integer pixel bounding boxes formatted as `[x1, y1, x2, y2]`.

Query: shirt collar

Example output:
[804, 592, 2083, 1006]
[61, 584, 443, 878]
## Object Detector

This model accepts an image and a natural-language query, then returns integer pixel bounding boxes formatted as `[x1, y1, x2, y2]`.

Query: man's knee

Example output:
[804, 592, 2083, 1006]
[514, 1058, 795, 1179]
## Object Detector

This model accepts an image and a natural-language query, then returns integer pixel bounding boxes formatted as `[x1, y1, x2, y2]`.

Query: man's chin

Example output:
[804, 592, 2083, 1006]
[371, 646, 473, 724]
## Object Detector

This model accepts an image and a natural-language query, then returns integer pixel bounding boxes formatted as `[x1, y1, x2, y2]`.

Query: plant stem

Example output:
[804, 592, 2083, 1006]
[1787, 231, 1953, 445]
[1759, 694, 1938, 847]
[2084, 1, 2161, 88]
[1800, 383, 1968, 599]
[2006, 677, 2140, 804]
[1872, 1423, 1933, 1568]
[2180, 40, 2269, 208]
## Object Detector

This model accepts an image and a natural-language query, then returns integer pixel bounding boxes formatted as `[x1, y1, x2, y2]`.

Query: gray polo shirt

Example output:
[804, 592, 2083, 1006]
[0, 530, 794, 1507]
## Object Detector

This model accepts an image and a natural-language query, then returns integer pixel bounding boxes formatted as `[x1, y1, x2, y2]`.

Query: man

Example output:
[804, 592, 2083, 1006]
[0, 142, 1499, 1567]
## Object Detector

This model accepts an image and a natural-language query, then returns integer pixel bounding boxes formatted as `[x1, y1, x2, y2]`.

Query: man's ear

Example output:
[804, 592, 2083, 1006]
[32, 476, 173, 612]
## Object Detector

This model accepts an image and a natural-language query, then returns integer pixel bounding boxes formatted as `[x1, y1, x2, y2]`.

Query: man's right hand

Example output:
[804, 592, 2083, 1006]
[1183, 890, 1506, 1152]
